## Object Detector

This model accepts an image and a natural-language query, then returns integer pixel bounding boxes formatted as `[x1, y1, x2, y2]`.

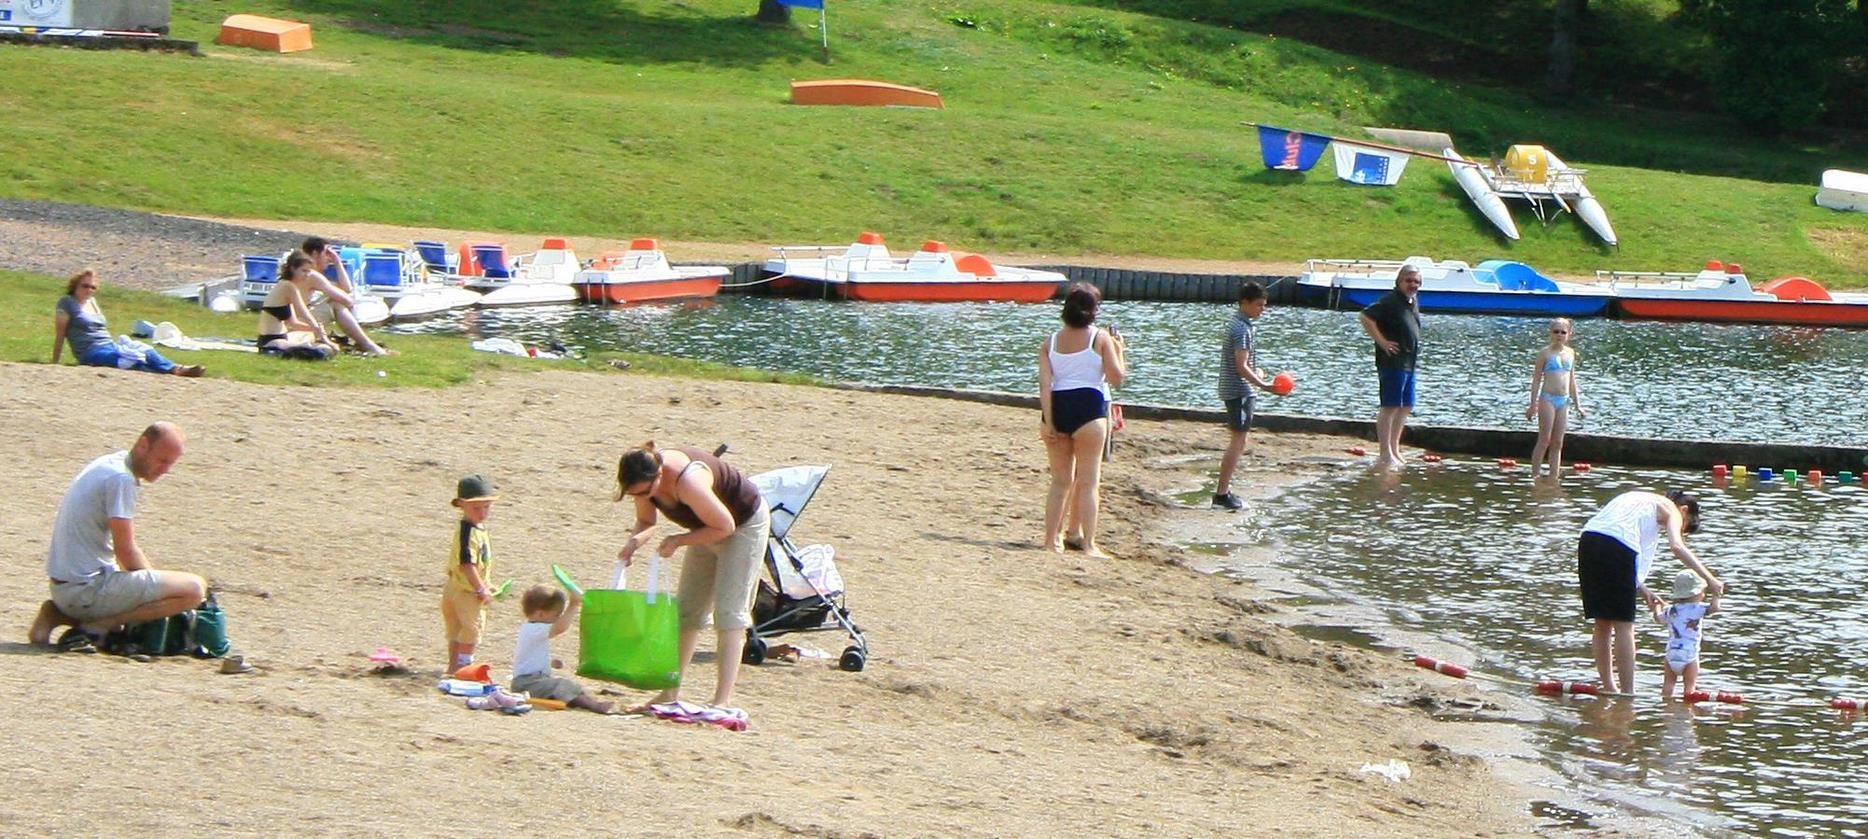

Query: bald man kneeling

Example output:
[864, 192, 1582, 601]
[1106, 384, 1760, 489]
[31, 422, 209, 650]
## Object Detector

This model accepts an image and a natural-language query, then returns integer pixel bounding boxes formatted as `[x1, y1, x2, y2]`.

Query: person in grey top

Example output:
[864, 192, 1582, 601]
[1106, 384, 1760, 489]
[51, 270, 203, 377]
[29, 422, 209, 651]
[1214, 282, 1273, 510]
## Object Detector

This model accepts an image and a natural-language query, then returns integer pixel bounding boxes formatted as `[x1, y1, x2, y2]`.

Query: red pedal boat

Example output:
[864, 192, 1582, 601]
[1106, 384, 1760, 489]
[1604, 261, 1868, 328]
[571, 239, 727, 304]
[764, 232, 1065, 303]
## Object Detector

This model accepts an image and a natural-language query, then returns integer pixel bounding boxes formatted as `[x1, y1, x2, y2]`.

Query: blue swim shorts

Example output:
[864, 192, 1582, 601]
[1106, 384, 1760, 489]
[1378, 369, 1417, 408]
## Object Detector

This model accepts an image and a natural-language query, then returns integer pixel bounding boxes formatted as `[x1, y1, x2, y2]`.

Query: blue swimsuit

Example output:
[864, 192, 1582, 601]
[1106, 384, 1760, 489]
[1540, 353, 1574, 408]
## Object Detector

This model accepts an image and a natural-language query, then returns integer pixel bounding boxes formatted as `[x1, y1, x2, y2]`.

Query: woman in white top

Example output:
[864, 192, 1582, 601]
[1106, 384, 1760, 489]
[1038, 283, 1126, 557]
[1577, 490, 1722, 694]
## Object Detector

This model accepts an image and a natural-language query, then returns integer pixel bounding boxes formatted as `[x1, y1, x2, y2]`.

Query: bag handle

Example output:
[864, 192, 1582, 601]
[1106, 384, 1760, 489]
[643, 553, 663, 603]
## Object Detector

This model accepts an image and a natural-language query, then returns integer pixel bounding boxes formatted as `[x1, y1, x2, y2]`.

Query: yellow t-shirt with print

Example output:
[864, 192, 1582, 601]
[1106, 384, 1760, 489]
[446, 519, 491, 593]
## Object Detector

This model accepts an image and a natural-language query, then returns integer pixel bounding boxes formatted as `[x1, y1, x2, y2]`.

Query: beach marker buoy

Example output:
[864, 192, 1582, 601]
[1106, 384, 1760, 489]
[1684, 690, 1711, 704]
[1733, 464, 1748, 480]
[1573, 463, 1592, 472]
[1348, 446, 1367, 456]
[1535, 680, 1600, 696]
[1759, 468, 1774, 481]
[1841, 471, 1857, 483]
[1412, 655, 1469, 679]
[1809, 470, 1824, 484]
[1712, 464, 1728, 479]
[1422, 453, 1444, 463]
[1785, 470, 1799, 485]
[1831, 698, 1867, 710]
[1716, 691, 1746, 705]
[1270, 372, 1296, 396]
[1497, 458, 1519, 468]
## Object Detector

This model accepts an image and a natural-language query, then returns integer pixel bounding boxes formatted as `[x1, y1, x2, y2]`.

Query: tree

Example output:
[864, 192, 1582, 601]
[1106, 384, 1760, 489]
[1545, 0, 1588, 99]
[1682, 0, 1852, 133]
[757, 0, 791, 24]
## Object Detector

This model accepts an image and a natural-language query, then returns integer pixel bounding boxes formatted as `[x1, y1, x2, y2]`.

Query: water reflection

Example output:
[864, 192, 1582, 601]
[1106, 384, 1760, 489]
[387, 298, 1868, 446]
[1253, 461, 1868, 833]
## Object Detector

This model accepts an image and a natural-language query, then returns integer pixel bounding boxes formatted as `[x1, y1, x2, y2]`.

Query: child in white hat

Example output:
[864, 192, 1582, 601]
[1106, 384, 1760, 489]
[1649, 569, 1723, 700]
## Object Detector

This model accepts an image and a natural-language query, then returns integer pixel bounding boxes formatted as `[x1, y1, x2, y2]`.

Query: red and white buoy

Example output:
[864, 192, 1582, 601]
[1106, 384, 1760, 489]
[1535, 679, 1600, 696]
[1830, 698, 1867, 710]
[1412, 655, 1469, 679]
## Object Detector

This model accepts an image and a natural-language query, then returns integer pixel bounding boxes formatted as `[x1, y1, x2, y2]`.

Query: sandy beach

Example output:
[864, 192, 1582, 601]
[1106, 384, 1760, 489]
[0, 359, 1542, 836]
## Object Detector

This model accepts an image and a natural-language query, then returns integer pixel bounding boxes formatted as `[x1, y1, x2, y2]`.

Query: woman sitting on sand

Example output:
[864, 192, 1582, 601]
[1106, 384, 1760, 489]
[51, 270, 203, 377]
[256, 253, 340, 359]
[614, 442, 770, 721]
[1038, 282, 1126, 557]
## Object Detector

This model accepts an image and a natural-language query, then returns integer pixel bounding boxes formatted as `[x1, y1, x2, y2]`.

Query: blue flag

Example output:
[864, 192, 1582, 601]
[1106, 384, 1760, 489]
[1256, 125, 1330, 172]
[778, 0, 824, 8]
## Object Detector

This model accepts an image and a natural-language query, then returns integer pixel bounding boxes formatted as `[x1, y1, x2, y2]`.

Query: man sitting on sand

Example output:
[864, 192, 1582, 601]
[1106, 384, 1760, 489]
[29, 422, 209, 651]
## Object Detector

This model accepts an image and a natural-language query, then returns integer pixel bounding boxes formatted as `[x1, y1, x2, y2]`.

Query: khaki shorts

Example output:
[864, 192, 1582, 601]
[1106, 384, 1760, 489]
[440, 588, 486, 645]
[512, 671, 585, 701]
[676, 505, 771, 632]
[50, 570, 163, 622]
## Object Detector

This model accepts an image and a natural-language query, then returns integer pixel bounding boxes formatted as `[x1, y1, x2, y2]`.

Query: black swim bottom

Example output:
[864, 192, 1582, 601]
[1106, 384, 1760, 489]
[1050, 387, 1108, 435]
[1577, 530, 1637, 622]
[1224, 396, 1255, 432]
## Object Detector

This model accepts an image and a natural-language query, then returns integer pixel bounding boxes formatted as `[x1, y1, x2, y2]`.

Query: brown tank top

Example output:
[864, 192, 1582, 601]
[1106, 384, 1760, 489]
[651, 447, 762, 530]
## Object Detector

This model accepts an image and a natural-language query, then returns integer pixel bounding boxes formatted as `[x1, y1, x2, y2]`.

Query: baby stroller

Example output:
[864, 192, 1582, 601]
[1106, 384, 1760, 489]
[743, 464, 868, 672]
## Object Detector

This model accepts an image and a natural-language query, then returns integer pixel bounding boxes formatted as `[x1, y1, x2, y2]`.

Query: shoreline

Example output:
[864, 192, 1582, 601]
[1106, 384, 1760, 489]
[0, 361, 1544, 835]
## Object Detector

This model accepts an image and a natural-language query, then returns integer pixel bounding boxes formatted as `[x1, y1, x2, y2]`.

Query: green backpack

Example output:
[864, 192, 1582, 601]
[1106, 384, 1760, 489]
[108, 592, 231, 658]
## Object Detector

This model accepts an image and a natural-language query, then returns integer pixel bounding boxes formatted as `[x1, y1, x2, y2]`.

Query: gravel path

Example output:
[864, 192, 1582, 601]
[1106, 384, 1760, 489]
[0, 198, 325, 292]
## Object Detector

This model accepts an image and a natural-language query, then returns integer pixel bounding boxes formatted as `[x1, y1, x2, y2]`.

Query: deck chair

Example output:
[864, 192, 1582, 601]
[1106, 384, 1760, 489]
[239, 254, 282, 305]
[472, 244, 514, 280]
[360, 251, 411, 292]
[412, 240, 458, 277]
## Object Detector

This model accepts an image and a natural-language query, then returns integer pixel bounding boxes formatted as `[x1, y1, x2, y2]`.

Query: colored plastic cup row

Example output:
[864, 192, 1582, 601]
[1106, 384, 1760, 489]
[1714, 465, 1856, 484]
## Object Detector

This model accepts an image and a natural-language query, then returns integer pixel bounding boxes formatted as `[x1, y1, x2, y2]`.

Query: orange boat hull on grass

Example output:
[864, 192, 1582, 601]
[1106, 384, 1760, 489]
[1614, 299, 1868, 328]
[575, 274, 723, 304]
[838, 280, 1060, 303]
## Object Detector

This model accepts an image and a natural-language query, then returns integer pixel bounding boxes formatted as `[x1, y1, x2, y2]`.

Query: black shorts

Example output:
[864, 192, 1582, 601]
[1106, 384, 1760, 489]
[1050, 387, 1108, 435]
[1224, 396, 1255, 432]
[1577, 530, 1638, 622]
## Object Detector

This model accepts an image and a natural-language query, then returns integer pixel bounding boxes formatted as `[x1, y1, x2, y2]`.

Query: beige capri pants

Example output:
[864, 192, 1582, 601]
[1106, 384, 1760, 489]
[675, 504, 771, 632]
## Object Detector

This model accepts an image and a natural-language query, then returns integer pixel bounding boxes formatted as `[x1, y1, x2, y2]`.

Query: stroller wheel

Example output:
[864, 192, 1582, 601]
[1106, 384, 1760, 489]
[839, 646, 866, 672]
[742, 634, 767, 666]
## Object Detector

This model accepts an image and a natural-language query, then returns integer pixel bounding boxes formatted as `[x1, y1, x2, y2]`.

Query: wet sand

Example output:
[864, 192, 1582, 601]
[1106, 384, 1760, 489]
[0, 361, 1539, 835]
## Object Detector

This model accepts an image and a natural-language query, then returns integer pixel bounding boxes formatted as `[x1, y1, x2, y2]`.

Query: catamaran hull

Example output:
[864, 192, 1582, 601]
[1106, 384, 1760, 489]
[1614, 298, 1868, 328]
[1447, 149, 1520, 241]
[574, 275, 723, 304]
[476, 284, 579, 308]
[1303, 284, 1611, 317]
[807, 278, 1060, 303]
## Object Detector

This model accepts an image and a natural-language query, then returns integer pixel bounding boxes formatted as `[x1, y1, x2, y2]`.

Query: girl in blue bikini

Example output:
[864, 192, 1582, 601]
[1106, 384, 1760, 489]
[1526, 317, 1586, 476]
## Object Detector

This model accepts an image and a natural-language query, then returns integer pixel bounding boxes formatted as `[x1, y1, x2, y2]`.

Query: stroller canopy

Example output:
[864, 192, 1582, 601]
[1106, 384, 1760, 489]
[751, 465, 831, 540]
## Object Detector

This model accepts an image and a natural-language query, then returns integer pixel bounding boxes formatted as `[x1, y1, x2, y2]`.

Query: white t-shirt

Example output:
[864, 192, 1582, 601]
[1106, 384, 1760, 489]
[1583, 491, 1664, 586]
[46, 451, 138, 583]
[512, 621, 554, 678]
[1665, 602, 1709, 663]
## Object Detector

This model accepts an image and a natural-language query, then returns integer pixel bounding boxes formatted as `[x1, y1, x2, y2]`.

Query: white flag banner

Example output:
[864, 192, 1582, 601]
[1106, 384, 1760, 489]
[1332, 142, 1411, 186]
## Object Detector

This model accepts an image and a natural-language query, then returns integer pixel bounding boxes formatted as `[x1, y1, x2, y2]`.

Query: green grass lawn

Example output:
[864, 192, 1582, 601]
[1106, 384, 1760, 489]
[0, 270, 814, 388]
[1, 0, 1865, 285]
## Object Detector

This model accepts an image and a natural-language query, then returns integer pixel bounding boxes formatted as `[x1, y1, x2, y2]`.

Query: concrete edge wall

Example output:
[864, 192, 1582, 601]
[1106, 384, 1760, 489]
[831, 382, 1868, 474]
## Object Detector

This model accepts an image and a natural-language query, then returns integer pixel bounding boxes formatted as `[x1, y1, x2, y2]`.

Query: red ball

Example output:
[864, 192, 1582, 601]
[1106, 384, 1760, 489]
[1270, 371, 1296, 396]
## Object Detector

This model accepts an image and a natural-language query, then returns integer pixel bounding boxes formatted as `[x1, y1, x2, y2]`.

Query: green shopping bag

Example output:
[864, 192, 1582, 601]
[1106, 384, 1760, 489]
[576, 558, 681, 689]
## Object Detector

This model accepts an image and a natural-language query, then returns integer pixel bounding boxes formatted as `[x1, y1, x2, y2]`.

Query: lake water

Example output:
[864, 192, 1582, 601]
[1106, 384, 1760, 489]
[1247, 462, 1868, 836]
[391, 297, 1868, 446]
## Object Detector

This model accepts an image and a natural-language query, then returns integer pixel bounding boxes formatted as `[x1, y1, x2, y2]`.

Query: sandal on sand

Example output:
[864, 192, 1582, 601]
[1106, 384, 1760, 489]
[1062, 536, 1086, 552]
[175, 365, 205, 378]
[55, 628, 99, 654]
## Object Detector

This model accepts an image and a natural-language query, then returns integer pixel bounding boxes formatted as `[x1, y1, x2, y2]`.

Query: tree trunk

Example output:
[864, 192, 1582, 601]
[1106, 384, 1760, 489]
[757, 0, 792, 24]
[1546, 0, 1587, 99]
